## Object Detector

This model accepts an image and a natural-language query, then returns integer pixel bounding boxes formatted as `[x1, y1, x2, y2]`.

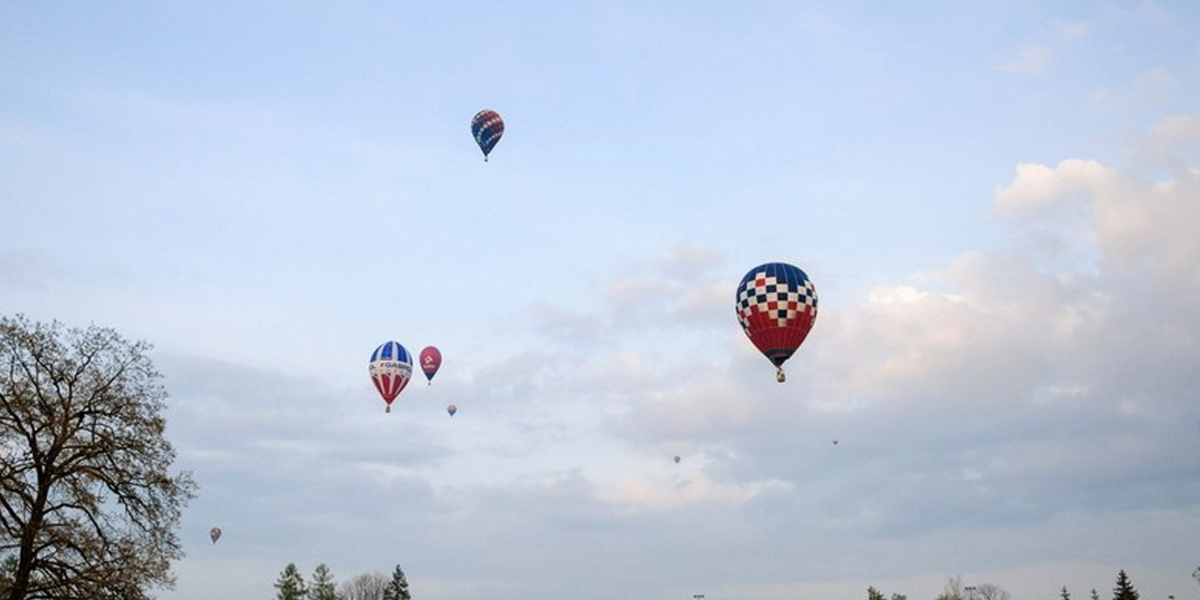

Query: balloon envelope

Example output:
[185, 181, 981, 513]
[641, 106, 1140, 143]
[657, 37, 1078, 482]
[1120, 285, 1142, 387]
[673, 455, 681, 464]
[471, 109, 504, 161]
[735, 262, 818, 380]
[210, 527, 222, 544]
[369, 341, 413, 412]
[420, 346, 442, 383]
[447, 404, 457, 417]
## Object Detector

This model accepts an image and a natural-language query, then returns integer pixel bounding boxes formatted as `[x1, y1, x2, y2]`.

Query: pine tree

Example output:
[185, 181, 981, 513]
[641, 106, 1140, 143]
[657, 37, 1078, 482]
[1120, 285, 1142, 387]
[310, 564, 339, 600]
[1061, 586, 1071, 600]
[384, 564, 411, 600]
[1090, 589, 1100, 600]
[275, 563, 308, 600]
[1113, 570, 1140, 600]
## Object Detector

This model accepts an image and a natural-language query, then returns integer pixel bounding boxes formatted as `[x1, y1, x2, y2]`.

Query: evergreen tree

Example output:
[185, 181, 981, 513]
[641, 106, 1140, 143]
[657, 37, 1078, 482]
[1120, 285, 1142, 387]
[1061, 586, 1071, 600]
[384, 564, 411, 600]
[1091, 589, 1100, 600]
[275, 563, 308, 600]
[310, 564, 339, 600]
[1112, 570, 1139, 600]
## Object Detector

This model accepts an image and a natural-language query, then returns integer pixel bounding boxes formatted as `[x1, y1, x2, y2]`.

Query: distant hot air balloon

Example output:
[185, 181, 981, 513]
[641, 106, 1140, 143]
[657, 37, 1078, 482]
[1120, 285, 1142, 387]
[420, 346, 442, 385]
[369, 341, 413, 413]
[471, 109, 504, 161]
[447, 404, 457, 417]
[832, 439, 839, 446]
[210, 527, 222, 544]
[673, 455, 681, 464]
[735, 262, 818, 383]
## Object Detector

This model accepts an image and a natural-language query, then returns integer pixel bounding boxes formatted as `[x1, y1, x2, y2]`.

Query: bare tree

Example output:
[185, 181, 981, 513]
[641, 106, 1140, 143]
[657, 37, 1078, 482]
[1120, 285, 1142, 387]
[0, 315, 197, 599]
[340, 572, 389, 600]
[936, 576, 965, 600]
[976, 583, 1010, 600]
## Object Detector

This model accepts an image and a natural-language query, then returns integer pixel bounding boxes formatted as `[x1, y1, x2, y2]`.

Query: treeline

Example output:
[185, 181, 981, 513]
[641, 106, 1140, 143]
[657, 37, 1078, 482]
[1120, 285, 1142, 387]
[272, 563, 410, 600]
[868, 569, 1145, 600]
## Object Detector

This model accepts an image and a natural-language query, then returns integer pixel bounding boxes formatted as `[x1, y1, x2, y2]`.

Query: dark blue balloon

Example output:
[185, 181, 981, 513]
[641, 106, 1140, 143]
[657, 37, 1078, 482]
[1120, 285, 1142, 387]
[471, 109, 504, 161]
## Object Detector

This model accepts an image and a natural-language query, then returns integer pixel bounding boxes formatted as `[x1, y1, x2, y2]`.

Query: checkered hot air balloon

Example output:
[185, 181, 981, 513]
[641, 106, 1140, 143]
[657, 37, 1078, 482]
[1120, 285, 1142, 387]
[471, 109, 504, 161]
[735, 262, 818, 383]
[369, 341, 413, 413]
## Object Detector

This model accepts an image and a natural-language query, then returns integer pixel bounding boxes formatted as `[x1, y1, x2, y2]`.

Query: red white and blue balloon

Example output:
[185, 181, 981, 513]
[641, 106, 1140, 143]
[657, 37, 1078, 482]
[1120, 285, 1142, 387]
[735, 262, 818, 382]
[369, 341, 413, 412]
[470, 109, 504, 161]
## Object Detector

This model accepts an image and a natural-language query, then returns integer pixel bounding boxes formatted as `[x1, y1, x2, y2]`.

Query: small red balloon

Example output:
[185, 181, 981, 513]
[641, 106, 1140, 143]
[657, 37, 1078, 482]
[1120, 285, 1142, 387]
[420, 346, 442, 384]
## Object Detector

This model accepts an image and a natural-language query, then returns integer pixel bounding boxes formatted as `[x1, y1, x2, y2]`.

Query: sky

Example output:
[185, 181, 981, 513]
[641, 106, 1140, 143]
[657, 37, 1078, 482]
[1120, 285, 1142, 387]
[2, 1, 1200, 599]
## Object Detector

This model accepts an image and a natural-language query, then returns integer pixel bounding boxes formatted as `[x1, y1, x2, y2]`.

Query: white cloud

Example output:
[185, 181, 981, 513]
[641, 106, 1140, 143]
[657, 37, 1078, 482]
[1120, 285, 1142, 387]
[995, 148, 1200, 283]
[595, 473, 790, 513]
[1093, 66, 1180, 112]
[999, 20, 1090, 74]
[1000, 45, 1054, 73]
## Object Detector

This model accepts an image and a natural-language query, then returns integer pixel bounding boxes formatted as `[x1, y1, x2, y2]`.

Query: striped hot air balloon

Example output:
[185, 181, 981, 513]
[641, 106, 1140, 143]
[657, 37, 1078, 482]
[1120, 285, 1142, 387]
[369, 341, 413, 412]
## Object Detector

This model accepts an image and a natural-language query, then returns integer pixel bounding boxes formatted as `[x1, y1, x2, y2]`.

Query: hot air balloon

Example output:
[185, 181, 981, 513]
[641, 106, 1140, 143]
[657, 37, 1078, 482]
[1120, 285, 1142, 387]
[447, 404, 457, 417]
[735, 262, 818, 383]
[369, 341, 413, 412]
[673, 455, 681, 464]
[471, 109, 504, 161]
[210, 527, 222, 544]
[420, 346, 442, 385]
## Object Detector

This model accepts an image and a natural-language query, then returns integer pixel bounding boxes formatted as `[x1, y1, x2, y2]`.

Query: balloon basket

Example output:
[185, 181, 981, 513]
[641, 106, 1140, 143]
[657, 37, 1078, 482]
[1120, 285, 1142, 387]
[776, 368, 786, 383]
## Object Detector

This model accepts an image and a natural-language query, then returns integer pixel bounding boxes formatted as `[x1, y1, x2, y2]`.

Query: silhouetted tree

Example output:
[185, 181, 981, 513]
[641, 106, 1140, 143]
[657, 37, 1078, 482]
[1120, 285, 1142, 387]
[1061, 586, 1072, 600]
[1113, 570, 1139, 600]
[0, 315, 197, 600]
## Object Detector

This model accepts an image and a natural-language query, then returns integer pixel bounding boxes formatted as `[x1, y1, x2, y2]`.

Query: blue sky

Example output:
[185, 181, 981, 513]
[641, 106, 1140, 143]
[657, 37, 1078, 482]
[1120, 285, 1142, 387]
[3, 2, 1200, 599]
